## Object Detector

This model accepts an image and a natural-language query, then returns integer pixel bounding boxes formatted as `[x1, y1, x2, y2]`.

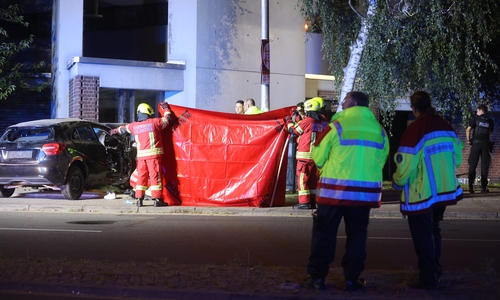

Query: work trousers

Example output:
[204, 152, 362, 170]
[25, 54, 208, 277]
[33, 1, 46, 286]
[296, 160, 318, 205]
[135, 158, 162, 199]
[307, 204, 371, 281]
[407, 206, 445, 286]
[468, 140, 490, 190]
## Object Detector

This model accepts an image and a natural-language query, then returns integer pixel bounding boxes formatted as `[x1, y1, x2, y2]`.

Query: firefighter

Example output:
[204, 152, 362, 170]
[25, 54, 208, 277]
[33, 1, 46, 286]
[110, 102, 175, 207]
[287, 97, 327, 209]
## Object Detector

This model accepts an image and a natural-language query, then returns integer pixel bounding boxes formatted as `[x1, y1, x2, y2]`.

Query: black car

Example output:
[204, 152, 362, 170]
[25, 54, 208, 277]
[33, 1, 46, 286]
[0, 118, 135, 200]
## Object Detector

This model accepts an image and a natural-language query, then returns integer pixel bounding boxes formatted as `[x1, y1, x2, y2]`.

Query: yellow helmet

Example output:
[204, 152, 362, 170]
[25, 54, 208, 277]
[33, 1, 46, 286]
[137, 103, 154, 115]
[314, 97, 324, 109]
[304, 97, 323, 112]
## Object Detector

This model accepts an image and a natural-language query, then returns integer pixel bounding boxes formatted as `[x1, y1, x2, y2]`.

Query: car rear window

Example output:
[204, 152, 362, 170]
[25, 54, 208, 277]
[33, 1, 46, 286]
[0, 127, 55, 142]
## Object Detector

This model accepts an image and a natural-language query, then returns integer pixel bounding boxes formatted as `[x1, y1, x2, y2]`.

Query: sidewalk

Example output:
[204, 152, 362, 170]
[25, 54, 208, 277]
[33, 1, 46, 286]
[0, 188, 499, 220]
[0, 188, 499, 299]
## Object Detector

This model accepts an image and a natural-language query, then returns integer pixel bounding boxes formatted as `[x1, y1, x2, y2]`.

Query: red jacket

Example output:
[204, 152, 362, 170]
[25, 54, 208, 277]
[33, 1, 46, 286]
[120, 117, 171, 160]
[288, 117, 327, 160]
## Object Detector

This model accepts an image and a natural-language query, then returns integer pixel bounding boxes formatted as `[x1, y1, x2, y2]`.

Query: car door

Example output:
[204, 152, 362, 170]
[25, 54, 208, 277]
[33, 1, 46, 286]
[70, 124, 108, 182]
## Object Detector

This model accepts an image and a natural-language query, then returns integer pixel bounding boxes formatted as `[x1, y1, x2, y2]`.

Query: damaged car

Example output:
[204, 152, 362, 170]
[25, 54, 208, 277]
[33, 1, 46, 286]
[0, 118, 135, 200]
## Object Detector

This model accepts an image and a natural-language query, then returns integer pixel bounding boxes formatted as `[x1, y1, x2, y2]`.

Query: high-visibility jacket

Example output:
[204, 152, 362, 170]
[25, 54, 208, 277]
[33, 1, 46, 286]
[392, 112, 463, 215]
[244, 106, 263, 115]
[118, 116, 171, 160]
[313, 106, 389, 208]
[288, 117, 327, 160]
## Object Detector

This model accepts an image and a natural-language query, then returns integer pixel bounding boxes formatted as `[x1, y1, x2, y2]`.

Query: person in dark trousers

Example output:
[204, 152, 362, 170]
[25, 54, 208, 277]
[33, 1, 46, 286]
[304, 91, 389, 291]
[466, 104, 494, 193]
[393, 91, 463, 290]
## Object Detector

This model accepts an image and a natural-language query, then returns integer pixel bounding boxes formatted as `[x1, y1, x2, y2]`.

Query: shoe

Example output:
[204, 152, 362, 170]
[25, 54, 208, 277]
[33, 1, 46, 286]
[469, 189, 475, 194]
[310, 196, 317, 209]
[303, 277, 326, 290]
[153, 199, 168, 207]
[104, 191, 116, 200]
[481, 188, 490, 193]
[293, 203, 311, 210]
[124, 189, 133, 195]
[408, 280, 439, 290]
[344, 278, 366, 292]
[136, 198, 143, 207]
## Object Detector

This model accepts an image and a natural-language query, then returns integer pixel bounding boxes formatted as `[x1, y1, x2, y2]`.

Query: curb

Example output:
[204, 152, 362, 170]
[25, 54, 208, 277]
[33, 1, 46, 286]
[1, 204, 499, 220]
[0, 280, 379, 300]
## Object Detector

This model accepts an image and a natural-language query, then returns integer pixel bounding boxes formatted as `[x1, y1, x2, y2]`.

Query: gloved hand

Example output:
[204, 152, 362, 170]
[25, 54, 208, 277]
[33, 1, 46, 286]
[284, 115, 292, 124]
[160, 101, 171, 115]
[109, 128, 119, 135]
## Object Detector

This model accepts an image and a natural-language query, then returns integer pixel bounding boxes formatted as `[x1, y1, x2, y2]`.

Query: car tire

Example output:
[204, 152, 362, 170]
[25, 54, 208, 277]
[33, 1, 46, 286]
[0, 186, 15, 198]
[61, 167, 85, 200]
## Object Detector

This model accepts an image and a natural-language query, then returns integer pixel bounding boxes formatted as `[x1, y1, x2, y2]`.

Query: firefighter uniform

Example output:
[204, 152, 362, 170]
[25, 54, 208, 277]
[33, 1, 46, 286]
[287, 97, 327, 209]
[112, 103, 174, 207]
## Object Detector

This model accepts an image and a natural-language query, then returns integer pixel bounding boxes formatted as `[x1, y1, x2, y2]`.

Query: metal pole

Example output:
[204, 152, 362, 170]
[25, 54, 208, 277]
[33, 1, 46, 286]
[261, 0, 270, 112]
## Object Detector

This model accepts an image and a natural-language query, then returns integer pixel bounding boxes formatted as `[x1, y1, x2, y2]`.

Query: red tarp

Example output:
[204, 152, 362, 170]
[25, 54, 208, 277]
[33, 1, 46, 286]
[159, 104, 293, 207]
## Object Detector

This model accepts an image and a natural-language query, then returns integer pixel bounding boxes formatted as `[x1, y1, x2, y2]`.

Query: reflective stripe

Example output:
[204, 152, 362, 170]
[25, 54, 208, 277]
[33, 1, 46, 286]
[136, 184, 148, 192]
[137, 148, 164, 157]
[298, 171, 306, 191]
[397, 131, 458, 155]
[299, 189, 316, 195]
[149, 185, 162, 191]
[333, 121, 386, 149]
[296, 125, 304, 135]
[401, 186, 463, 212]
[296, 151, 313, 159]
[317, 178, 382, 203]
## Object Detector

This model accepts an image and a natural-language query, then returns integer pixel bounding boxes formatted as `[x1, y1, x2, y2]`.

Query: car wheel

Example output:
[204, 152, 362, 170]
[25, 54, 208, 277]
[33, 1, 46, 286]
[61, 167, 85, 200]
[0, 186, 15, 198]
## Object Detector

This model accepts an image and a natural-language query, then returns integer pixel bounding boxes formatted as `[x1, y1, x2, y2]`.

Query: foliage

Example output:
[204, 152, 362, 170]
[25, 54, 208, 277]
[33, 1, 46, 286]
[299, 0, 500, 129]
[0, 3, 48, 100]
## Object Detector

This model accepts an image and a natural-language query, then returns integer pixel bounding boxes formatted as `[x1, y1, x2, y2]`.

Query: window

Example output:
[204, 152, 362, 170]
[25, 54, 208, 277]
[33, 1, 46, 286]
[83, 0, 167, 62]
[74, 125, 97, 141]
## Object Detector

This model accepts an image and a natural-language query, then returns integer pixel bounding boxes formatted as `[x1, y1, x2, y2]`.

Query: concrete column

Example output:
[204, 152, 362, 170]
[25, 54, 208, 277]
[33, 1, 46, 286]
[166, 0, 197, 107]
[52, 0, 84, 118]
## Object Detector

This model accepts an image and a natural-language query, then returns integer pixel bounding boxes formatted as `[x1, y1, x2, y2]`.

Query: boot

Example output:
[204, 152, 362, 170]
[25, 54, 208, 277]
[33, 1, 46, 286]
[136, 198, 143, 207]
[153, 198, 168, 207]
[293, 203, 311, 209]
[469, 183, 475, 193]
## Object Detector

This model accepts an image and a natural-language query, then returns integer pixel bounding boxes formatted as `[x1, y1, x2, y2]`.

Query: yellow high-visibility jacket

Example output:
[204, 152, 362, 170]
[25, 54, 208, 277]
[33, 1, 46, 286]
[392, 112, 463, 215]
[313, 106, 389, 208]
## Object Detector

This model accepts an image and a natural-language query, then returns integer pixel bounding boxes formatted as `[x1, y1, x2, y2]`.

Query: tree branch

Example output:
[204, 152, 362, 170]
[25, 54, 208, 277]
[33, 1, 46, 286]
[349, 0, 365, 19]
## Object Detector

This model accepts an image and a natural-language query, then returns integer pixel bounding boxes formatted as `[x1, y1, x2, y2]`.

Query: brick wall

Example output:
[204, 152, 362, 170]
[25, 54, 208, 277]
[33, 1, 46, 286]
[456, 112, 500, 183]
[69, 76, 100, 122]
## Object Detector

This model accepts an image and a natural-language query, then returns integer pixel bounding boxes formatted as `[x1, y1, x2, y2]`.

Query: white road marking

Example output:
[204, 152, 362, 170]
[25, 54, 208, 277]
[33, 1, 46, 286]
[0, 228, 101, 233]
[337, 236, 500, 242]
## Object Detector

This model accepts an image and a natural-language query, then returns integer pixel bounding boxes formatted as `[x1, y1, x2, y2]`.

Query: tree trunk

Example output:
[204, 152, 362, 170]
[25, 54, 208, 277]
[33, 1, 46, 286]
[338, 0, 377, 111]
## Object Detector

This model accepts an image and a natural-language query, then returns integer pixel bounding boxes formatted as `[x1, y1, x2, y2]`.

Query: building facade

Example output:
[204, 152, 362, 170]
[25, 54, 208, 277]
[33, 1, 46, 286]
[1, 0, 498, 183]
[51, 0, 309, 124]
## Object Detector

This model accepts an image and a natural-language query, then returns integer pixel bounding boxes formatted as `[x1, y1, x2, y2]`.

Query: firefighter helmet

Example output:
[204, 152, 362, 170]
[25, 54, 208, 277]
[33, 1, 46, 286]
[137, 103, 154, 116]
[304, 97, 323, 112]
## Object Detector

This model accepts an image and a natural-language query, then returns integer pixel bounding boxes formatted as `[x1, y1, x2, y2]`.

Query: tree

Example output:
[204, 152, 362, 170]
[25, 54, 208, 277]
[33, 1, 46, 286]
[300, 0, 500, 127]
[0, 3, 47, 101]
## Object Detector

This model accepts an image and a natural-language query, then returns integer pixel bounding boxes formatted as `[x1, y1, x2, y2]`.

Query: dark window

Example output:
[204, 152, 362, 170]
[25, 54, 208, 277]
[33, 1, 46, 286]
[83, 0, 167, 62]
[74, 125, 97, 141]
[1, 127, 53, 142]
